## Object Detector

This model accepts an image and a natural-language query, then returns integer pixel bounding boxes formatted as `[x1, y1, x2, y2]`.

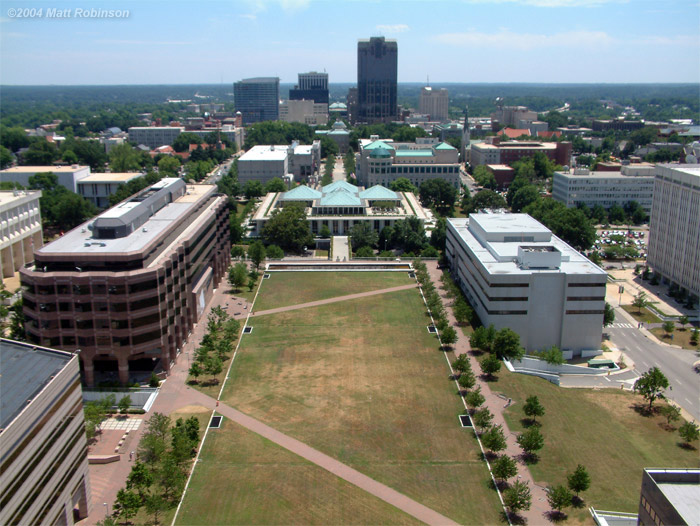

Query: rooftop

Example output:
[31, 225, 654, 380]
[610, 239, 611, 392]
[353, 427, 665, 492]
[239, 145, 289, 162]
[646, 469, 700, 526]
[78, 172, 143, 183]
[1, 165, 88, 173]
[0, 189, 41, 206]
[0, 339, 74, 431]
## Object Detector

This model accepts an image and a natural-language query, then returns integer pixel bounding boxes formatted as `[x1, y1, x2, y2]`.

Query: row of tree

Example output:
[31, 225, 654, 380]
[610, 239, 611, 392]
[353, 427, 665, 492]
[188, 306, 240, 385]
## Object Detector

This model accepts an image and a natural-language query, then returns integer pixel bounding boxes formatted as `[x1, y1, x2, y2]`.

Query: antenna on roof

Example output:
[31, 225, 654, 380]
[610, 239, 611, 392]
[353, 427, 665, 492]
[427, 75, 429, 87]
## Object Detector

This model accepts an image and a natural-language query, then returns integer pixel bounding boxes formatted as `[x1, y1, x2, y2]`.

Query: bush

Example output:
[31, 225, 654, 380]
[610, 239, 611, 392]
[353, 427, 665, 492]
[149, 372, 160, 388]
[266, 244, 284, 259]
[354, 246, 375, 258]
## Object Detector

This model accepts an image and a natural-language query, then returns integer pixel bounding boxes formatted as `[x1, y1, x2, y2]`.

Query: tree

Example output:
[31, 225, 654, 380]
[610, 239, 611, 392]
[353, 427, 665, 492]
[138, 413, 171, 468]
[458, 370, 476, 392]
[188, 362, 202, 383]
[473, 407, 494, 431]
[244, 180, 264, 200]
[118, 395, 132, 415]
[389, 178, 417, 193]
[0, 145, 13, 169]
[144, 493, 168, 526]
[481, 424, 507, 454]
[465, 387, 485, 411]
[678, 315, 689, 330]
[247, 276, 257, 291]
[419, 179, 457, 215]
[247, 241, 267, 269]
[261, 204, 313, 253]
[319, 224, 331, 238]
[350, 222, 379, 250]
[52, 192, 98, 229]
[517, 426, 544, 458]
[523, 395, 545, 424]
[452, 354, 471, 375]
[126, 461, 154, 501]
[266, 244, 284, 259]
[547, 485, 573, 515]
[440, 326, 458, 349]
[23, 139, 58, 165]
[662, 320, 675, 337]
[264, 177, 287, 193]
[429, 217, 447, 251]
[204, 354, 223, 380]
[470, 325, 496, 353]
[691, 329, 699, 346]
[493, 328, 523, 361]
[83, 400, 108, 440]
[172, 132, 202, 152]
[503, 480, 532, 515]
[492, 454, 518, 484]
[355, 245, 374, 257]
[468, 189, 507, 213]
[678, 421, 699, 446]
[231, 245, 246, 259]
[472, 165, 498, 189]
[608, 204, 626, 224]
[114, 488, 141, 525]
[511, 186, 540, 213]
[157, 156, 181, 177]
[453, 298, 473, 327]
[634, 367, 669, 412]
[632, 291, 649, 313]
[538, 345, 564, 365]
[567, 464, 591, 498]
[481, 354, 502, 379]
[604, 302, 615, 327]
[228, 262, 248, 291]
[109, 143, 142, 172]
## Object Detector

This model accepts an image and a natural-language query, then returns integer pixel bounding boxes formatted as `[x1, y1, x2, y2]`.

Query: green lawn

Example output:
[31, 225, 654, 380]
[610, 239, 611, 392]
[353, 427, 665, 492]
[650, 327, 699, 350]
[495, 371, 699, 522]
[253, 271, 413, 311]
[222, 288, 502, 525]
[621, 305, 662, 324]
[177, 418, 422, 525]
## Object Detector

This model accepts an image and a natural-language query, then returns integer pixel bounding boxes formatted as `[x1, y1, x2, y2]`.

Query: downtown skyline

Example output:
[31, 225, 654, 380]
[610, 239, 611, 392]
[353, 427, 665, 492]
[1, 0, 699, 86]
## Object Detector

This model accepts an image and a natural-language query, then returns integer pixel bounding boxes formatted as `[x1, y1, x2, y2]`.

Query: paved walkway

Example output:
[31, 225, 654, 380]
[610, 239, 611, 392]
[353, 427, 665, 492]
[332, 157, 346, 182]
[251, 283, 418, 317]
[425, 261, 551, 524]
[331, 235, 350, 261]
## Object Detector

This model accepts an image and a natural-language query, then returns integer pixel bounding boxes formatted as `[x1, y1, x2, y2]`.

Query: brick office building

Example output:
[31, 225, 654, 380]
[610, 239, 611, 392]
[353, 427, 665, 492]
[19, 178, 230, 386]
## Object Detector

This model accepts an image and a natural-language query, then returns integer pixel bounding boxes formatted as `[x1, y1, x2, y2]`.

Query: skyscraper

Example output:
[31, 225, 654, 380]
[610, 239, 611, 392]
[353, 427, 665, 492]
[357, 37, 397, 124]
[233, 77, 280, 125]
[419, 85, 449, 122]
[289, 72, 329, 104]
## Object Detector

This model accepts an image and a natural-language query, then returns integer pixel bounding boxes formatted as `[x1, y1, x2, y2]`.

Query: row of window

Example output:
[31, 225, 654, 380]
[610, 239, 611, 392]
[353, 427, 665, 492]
[27, 327, 166, 349]
[640, 495, 665, 526]
[370, 165, 458, 175]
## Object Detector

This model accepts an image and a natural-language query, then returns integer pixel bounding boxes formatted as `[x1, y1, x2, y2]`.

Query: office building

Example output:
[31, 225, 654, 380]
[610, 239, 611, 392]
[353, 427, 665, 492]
[289, 72, 329, 104]
[592, 119, 644, 132]
[357, 37, 398, 124]
[233, 77, 280, 125]
[189, 126, 245, 150]
[279, 99, 329, 125]
[1, 165, 91, 193]
[127, 126, 185, 149]
[0, 339, 90, 526]
[446, 213, 607, 356]
[485, 164, 516, 188]
[346, 87, 358, 124]
[238, 141, 321, 185]
[647, 164, 700, 301]
[419, 86, 449, 122]
[638, 469, 699, 526]
[552, 164, 657, 214]
[356, 138, 460, 189]
[19, 178, 230, 386]
[250, 180, 428, 237]
[77, 172, 144, 208]
[0, 190, 43, 281]
[469, 138, 572, 168]
[491, 106, 537, 129]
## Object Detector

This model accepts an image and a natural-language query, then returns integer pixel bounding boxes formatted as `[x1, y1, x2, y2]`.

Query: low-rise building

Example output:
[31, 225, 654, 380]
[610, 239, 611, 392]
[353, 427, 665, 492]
[238, 142, 320, 185]
[552, 164, 657, 213]
[77, 172, 144, 208]
[0, 190, 43, 282]
[250, 180, 428, 237]
[485, 164, 516, 188]
[127, 126, 185, 149]
[356, 138, 460, 189]
[315, 120, 351, 154]
[592, 119, 644, 132]
[0, 339, 90, 526]
[469, 139, 572, 168]
[0, 165, 91, 193]
[446, 213, 606, 356]
[279, 99, 328, 125]
[647, 164, 700, 303]
[638, 469, 699, 526]
[19, 178, 230, 385]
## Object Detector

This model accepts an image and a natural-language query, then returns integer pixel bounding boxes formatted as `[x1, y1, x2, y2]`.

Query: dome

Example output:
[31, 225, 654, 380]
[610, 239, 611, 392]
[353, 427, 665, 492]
[332, 120, 347, 130]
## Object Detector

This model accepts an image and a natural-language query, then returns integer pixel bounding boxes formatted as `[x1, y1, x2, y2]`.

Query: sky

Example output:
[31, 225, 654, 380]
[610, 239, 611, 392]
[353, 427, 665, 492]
[1, 0, 699, 85]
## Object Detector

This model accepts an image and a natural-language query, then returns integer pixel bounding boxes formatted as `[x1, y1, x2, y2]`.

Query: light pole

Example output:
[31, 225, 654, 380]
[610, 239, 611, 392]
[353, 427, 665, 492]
[103, 502, 108, 517]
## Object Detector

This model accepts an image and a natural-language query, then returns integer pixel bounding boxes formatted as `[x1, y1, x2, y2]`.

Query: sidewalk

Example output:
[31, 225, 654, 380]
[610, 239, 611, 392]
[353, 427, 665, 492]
[425, 261, 551, 524]
[331, 235, 350, 261]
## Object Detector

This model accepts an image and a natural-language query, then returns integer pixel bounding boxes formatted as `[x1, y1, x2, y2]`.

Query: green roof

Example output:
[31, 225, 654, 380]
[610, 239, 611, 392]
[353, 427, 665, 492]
[281, 185, 322, 200]
[323, 180, 358, 193]
[435, 142, 457, 150]
[359, 185, 399, 200]
[364, 140, 394, 151]
[395, 150, 434, 157]
[319, 189, 362, 207]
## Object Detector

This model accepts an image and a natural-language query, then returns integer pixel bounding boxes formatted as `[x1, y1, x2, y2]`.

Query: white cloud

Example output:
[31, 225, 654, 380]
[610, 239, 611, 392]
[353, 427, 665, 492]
[465, 0, 627, 6]
[434, 29, 613, 50]
[238, 13, 257, 20]
[376, 24, 410, 34]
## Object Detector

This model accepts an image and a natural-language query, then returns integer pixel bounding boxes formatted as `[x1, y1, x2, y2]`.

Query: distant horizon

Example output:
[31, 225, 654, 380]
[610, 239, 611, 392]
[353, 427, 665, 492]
[1, 1, 698, 85]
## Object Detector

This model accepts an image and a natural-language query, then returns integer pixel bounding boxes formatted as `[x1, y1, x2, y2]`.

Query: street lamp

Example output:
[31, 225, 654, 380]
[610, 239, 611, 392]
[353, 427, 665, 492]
[103, 502, 108, 516]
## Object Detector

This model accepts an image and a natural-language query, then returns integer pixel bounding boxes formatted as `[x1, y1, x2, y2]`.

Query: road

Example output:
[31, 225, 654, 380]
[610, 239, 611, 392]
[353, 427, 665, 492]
[607, 308, 700, 421]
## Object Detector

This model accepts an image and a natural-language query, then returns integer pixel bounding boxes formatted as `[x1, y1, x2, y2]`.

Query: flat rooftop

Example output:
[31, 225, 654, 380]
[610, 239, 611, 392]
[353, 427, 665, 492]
[0, 339, 73, 431]
[1, 165, 88, 173]
[556, 171, 655, 179]
[78, 172, 143, 183]
[0, 190, 41, 206]
[240, 145, 289, 162]
[36, 183, 215, 259]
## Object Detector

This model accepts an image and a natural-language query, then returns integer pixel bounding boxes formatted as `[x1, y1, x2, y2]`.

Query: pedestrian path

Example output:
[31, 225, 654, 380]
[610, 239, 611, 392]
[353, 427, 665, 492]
[251, 283, 418, 317]
[612, 322, 634, 329]
[331, 235, 350, 261]
[99, 417, 143, 431]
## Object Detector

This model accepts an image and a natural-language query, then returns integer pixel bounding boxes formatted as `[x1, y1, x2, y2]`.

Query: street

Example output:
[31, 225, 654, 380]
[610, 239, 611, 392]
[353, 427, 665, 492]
[607, 308, 700, 421]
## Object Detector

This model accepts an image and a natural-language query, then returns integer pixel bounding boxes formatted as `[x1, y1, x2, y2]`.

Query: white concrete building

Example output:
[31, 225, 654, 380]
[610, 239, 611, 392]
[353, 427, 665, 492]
[446, 213, 607, 356]
[127, 126, 185, 149]
[552, 164, 657, 213]
[0, 190, 43, 281]
[250, 181, 429, 237]
[279, 99, 328, 125]
[238, 141, 321, 185]
[419, 86, 449, 122]
[76, 172, 144, 208]
[356, 139, 460, 189]
[0, 165, 91, 193]
[647, 164, 700, 302]
[0, 339, 91, 526]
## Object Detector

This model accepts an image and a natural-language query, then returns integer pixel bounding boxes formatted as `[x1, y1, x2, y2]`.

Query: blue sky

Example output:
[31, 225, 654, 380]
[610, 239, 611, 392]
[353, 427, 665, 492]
[1, 0, 698, 85]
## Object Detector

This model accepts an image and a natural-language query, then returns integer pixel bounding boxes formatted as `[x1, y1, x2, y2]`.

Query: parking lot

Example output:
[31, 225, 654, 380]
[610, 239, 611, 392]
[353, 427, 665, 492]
[593, 228, 648, 261]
